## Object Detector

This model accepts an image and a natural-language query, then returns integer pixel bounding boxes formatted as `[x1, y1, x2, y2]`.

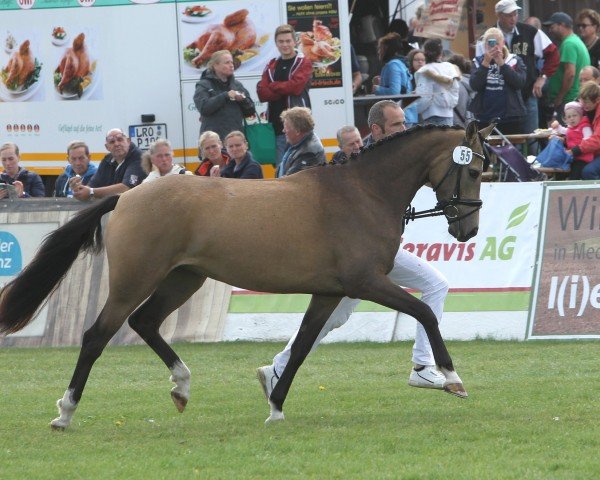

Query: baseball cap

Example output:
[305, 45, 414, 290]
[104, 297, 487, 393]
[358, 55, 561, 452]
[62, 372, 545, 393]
[542, 12, 573, 28]
[495, 0, 521, 14]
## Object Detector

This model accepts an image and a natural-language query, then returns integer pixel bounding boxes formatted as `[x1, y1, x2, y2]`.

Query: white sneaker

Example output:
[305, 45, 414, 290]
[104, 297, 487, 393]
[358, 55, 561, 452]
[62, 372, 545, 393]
[257, 365, 279, 401]
[408, 365, 445, 390]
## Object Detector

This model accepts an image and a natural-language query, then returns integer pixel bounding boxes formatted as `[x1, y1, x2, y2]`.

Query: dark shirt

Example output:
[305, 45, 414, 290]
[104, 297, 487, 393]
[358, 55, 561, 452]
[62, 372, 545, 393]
[587, 38, 600, 69]
[220, 152, 263, 179]
[0, 167, 45, 198]
[270, 57, 296, 135]
[89, 143, 146, 189]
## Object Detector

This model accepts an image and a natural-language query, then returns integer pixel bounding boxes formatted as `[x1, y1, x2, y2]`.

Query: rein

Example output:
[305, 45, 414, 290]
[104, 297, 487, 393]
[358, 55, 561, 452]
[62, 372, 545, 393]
[404, 135, 486, 225]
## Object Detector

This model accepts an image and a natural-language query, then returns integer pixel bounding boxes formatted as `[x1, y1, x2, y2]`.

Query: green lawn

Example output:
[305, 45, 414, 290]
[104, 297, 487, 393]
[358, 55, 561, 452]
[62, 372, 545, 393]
[1, 341, 599, 479]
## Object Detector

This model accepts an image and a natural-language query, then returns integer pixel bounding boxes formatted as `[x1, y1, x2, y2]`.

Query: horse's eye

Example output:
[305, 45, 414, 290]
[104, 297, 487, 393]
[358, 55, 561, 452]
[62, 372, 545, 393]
[469, 169, 480, 179]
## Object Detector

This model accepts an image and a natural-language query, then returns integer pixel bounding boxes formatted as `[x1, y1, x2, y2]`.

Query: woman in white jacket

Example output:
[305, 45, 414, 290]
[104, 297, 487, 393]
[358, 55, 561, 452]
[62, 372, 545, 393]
[142, 139, 192, 183]
[414, 38, 461, 126]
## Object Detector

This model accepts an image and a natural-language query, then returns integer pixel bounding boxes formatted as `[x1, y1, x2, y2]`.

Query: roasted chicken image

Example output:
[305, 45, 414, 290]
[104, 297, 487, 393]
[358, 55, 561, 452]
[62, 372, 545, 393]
[56, 33, 91, 93]
[5, 40, 35, 88]
[187, 9, 257, 67]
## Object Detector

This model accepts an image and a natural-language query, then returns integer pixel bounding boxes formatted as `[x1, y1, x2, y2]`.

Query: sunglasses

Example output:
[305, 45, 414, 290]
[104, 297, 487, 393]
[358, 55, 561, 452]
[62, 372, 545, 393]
[576, 23, 595, 29]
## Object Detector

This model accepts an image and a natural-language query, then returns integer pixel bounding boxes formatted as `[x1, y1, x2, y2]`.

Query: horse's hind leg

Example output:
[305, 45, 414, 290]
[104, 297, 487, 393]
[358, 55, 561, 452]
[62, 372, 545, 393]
[267, 294, 342, 423]
[128, 266, 207, 413]
[359, 276, 467, 398]
[51, 299, 132, 430]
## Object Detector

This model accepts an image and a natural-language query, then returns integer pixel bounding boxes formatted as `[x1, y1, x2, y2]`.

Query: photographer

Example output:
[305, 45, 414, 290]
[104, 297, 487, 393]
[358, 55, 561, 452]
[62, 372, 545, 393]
[469, 27, 527, 133]
[0, 142, 45, 199]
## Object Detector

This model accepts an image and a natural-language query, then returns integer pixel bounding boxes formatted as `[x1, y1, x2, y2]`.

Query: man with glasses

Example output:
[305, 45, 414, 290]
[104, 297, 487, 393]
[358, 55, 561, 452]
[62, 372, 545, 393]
[257, 99, 455, 405]
[72, 128, 146, 201]
[543, 12, 590, 121]
[478, 1, 559, 151]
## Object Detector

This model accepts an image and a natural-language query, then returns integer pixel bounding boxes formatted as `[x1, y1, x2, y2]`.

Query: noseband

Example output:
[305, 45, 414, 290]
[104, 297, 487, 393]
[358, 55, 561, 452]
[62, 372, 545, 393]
[405, 137, 486, 225]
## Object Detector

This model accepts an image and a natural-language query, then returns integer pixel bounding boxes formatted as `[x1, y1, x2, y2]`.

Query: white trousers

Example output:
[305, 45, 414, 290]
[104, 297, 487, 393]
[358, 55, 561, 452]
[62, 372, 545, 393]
[273, 247, 449, 375]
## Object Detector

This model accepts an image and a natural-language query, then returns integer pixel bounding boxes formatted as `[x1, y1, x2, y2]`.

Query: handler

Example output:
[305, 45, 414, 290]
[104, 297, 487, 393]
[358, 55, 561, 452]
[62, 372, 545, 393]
[258, 100, 455, 399]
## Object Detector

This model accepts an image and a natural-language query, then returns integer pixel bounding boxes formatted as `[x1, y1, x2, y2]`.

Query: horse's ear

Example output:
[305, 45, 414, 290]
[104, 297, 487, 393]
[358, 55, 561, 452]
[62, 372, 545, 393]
[477, 122, 496, 140]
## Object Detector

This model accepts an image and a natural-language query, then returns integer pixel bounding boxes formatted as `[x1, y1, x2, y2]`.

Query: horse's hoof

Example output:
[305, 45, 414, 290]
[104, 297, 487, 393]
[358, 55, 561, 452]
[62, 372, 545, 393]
[265, 411, 285, 424]
[171, 391, 188, 413]
[265, 400, 285, 424]
[50, 419, 67, 431]
[443, 382, 468, 398]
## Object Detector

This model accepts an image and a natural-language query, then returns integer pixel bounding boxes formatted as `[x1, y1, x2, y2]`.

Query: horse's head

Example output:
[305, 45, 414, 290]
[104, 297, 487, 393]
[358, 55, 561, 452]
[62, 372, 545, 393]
[429, 121, 494, 242]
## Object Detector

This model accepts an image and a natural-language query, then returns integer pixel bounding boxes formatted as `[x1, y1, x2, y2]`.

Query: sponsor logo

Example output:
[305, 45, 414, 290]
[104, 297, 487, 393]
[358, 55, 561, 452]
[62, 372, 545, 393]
[547, 275, 600, 317]
[404, 203, 529, 262]
[0, 232, 23, 276]
[17, 0, 35, 10]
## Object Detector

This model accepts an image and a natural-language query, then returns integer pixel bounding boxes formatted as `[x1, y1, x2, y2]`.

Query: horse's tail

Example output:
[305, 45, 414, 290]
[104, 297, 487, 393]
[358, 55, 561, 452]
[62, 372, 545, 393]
[0, 195, 120, 335]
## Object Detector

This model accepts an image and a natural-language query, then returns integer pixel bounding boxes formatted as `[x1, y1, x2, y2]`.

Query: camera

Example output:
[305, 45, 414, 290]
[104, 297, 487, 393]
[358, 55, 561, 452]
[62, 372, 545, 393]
[0, 177, 14, 185]
[487, 38, 497, 47]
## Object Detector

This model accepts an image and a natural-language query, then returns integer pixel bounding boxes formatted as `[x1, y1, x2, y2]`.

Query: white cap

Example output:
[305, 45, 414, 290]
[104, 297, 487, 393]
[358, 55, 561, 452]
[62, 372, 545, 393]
[495, 0, 521, 14]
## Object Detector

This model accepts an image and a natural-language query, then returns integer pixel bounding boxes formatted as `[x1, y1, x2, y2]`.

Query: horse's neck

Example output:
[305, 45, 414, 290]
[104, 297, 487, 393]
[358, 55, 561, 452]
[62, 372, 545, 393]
[356, 137, 436, 209]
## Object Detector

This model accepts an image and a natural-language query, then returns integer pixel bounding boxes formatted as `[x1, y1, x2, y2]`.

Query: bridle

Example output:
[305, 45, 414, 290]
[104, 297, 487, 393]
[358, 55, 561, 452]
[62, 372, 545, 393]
[404, 136, 486, 225]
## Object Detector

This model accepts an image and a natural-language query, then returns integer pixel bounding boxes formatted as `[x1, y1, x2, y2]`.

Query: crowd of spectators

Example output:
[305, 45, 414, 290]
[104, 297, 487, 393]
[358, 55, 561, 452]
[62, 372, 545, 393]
[4, 3, 600, 197]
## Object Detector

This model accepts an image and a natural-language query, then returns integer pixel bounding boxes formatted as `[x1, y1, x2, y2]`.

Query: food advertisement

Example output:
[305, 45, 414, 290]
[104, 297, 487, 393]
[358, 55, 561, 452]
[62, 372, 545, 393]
[52, 28, 101, 101]
[178, 0, 280, 79]
[1, 31, 44, 102]
[287, 0, 342, 88]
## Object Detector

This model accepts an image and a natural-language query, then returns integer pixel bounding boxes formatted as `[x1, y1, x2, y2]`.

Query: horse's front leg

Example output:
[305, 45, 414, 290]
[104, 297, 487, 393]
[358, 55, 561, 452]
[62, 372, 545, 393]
[359, 275, 467, 398]
[267, 294, 342, 423]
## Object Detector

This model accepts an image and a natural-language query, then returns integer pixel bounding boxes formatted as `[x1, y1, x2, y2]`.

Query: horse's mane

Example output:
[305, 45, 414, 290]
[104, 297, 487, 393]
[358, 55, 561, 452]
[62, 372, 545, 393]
[326, 124, 464, 167]
[363, 124, 463, 152]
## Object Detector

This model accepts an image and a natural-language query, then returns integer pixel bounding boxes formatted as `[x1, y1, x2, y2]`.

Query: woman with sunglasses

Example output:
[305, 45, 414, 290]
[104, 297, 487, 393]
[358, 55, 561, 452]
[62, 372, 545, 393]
[576, 9, 600, 69]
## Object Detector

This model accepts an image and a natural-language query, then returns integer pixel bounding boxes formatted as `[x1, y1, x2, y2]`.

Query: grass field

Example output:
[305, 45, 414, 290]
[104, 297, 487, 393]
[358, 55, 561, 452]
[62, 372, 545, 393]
[1, 341, 599, 479]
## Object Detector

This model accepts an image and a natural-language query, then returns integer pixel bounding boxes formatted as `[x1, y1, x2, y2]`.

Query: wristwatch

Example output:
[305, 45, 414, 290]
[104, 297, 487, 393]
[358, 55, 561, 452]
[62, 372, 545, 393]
[540, 74, 547, 80]
[89, 187, 95, 199]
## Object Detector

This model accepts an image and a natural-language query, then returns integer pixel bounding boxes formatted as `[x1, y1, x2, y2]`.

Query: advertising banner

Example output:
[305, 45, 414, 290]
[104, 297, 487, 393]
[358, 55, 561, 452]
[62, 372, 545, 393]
[178, 0, 280, 80]
[413, 0, 466, 40]
[528, 184, 600, 338]
[1, 223, 58, 337]
[1, 2, 183, 172]
[286, 0, 342, 88]
[402, 182, 542, 291]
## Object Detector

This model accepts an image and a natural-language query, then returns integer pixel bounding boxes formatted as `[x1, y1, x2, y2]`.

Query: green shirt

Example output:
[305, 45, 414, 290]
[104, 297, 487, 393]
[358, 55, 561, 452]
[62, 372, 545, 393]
[548, 33, 590, 103]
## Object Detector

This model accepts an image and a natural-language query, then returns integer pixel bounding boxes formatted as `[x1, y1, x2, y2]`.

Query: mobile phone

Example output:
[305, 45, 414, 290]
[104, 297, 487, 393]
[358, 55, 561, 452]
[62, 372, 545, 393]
[487, 38, 497, 47]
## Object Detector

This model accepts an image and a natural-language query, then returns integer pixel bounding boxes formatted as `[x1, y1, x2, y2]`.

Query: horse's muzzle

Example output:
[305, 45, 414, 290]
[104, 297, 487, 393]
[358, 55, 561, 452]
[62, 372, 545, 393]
[451, 226, 478, 242]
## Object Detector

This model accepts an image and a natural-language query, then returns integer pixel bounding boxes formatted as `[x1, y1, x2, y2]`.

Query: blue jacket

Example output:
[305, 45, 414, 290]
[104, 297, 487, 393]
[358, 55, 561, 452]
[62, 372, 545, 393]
[374, 58, 417, 124]
[374, 58, 412, 96]
[54, 163, 98, 197]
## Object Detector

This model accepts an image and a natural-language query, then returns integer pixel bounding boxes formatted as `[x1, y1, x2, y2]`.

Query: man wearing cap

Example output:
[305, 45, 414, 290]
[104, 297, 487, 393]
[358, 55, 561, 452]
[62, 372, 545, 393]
[543, 12, 590, 120]
[478, 1, 559, 151]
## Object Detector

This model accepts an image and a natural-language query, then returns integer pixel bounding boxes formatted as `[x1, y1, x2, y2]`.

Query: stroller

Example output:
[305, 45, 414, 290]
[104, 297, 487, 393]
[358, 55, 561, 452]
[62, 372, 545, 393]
[484, 128, 546, 182]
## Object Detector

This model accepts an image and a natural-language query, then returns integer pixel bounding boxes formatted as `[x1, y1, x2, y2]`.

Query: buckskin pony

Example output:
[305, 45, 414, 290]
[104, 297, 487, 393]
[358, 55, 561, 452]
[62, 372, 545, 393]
[0, 122, 493, 428]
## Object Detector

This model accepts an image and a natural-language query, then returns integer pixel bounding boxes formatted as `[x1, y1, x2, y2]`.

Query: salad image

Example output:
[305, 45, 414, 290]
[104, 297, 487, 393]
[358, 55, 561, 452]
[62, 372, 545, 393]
[52, 27, 68, 46]
[182, 4, 212, 20]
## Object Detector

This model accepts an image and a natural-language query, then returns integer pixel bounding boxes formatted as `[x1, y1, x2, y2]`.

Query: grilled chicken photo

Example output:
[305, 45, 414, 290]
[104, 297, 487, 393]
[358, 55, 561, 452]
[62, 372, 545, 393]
[56, 33, 90, 93]
[187, 9, 257, 67]
[5, 40, 35, 88]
